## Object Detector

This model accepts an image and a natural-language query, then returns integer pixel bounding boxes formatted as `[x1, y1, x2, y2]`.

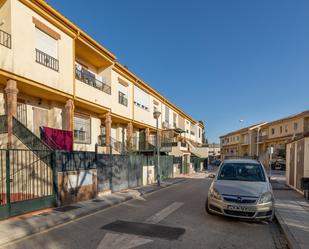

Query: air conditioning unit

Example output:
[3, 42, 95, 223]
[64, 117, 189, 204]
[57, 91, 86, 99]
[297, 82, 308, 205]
[162, 121, 169, 129]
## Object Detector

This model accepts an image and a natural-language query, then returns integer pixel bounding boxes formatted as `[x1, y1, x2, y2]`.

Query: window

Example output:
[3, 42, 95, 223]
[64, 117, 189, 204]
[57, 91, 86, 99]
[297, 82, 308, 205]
[237, 136, 239, 141]
[118, 92, 128, 106]
[199, 128, 201, 138]
[165, 105, 169, 123]
[153, 105, 158, 113]
[173, 113, 177, 128]
[271, 128, 275, 135]
[218, 163, 266, 182]
[118, 83, 128, 106]
[294, 122, 298, 131]
[190, 123, 195, 135]
[285, 125, 288, 133]
[74, 115, 91, 144]
[35, 27, 59, 71]
[134, 86, 149, 110]
[280, 126, 283, 134]
[153, 99, 159, 114]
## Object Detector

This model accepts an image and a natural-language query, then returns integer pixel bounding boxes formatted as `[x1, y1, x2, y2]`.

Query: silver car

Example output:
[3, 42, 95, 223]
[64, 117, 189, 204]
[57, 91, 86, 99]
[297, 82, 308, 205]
[206, 159, 274, 221]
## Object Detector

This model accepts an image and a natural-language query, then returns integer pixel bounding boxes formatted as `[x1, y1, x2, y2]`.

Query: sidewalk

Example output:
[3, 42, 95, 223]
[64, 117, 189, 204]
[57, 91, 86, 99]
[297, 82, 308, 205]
[271, 172, 309, 249]
[0, 177, 186, 247]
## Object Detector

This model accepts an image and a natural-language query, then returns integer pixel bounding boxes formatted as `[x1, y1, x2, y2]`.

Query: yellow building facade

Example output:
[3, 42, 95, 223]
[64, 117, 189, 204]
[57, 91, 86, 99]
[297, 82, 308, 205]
[220, 111, 309, 165]
[0, 0, 204, 153]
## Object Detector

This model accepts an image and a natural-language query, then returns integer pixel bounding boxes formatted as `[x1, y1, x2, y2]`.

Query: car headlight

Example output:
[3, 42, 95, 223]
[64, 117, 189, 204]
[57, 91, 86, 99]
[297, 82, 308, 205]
[210, 188, 222, 200]
[258, 192, 273, 204]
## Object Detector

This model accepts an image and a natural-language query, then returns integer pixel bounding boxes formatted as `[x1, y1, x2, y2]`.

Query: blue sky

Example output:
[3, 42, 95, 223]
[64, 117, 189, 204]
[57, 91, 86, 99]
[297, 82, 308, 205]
[47, 0, 309, 143]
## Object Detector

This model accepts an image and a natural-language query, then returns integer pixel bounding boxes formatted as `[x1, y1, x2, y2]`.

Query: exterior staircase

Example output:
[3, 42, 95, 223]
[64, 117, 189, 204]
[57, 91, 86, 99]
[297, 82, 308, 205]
[0, 115, 54, 166]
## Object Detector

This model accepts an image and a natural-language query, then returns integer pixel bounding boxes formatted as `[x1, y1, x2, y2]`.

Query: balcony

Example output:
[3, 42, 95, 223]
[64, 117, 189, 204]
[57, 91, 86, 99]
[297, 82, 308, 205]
[240, 139, 249, 145]
[258, 135, 268, 142]
[118, 92, 128, 106]
[75, 66, 111, 95]
[0, 29, 11, 49]
[35, 49, 59, 71]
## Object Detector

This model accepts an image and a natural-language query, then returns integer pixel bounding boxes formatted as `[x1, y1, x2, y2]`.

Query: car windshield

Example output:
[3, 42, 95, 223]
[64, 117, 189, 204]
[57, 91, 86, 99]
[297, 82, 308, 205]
[217, 163, 266, 182]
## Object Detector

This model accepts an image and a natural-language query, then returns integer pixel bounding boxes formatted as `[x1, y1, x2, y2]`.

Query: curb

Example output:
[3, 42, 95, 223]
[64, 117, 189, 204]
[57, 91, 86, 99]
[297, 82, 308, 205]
[0, 178, 186, 247]
[137, 178, 186, 196]
[275, 210, 301, 249]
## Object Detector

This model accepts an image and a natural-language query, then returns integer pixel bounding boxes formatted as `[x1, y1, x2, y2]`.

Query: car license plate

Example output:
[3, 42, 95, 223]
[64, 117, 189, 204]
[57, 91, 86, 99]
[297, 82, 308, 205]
[227, 205, 252, 212]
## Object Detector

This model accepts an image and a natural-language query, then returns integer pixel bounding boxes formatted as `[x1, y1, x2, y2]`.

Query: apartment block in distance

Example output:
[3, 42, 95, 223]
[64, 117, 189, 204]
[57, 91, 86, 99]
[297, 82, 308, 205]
[220, 123, 266, 159]
[0, 0, 205, 159]
[220, 111, 309, 165]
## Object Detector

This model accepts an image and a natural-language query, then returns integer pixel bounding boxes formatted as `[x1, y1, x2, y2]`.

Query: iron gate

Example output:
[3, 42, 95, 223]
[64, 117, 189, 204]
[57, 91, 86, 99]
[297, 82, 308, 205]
[0, 149, 56, 220]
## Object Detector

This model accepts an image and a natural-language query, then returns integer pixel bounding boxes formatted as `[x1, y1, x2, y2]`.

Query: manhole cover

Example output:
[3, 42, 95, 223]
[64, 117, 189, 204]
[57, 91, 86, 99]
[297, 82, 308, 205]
[102, 220, 185, 240]
[55, 205, 81, 212]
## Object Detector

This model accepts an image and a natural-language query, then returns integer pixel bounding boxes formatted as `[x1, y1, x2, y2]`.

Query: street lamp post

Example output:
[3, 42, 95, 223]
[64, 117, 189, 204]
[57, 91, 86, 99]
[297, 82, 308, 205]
[256, 127, 261, 158]
[153, 110, 161, 186]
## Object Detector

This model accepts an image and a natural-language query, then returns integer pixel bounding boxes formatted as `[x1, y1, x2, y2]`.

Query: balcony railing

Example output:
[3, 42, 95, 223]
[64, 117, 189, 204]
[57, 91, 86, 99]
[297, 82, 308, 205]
[161, 142, 178, 147]
[98, 135, 128, 154]
[75, 67, 111, 95]
[35, 49, 59, 71]
[0, 29, 11, 49]
[118, 92, 128, 106]
[241, 139, 249, 145]
[258, 135, 268, 142]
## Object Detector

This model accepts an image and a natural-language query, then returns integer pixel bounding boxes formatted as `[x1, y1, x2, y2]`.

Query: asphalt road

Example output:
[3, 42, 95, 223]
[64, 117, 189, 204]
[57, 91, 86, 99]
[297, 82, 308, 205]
[4, 175, 288, 249]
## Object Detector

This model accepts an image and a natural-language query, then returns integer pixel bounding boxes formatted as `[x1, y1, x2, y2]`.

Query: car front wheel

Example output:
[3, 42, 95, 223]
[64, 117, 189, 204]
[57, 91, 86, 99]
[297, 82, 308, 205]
[205, 198, 213, 215]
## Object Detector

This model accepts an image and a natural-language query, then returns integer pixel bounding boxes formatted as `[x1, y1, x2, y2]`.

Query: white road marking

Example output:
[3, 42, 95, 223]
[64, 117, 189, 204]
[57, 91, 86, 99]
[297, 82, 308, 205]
[97, 233, 152, 249]
[98, 202, 183, 249]
[145, 202, 184, 224]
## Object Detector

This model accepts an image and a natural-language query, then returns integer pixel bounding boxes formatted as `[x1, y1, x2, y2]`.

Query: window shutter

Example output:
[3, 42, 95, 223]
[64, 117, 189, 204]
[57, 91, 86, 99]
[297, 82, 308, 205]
[118, 83, 128, 96]
[35, 28, 58, 58]
[134, 86, 149, 108]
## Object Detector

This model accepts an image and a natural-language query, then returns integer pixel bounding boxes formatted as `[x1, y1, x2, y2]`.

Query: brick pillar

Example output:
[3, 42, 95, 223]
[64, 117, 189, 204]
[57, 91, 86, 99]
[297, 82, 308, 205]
[5, 79, 19, 148]
[105, 113, 112, 154]
[127, 122, 133, 150]
[145, 127, 150, 150]
[65, 99, 74, 131]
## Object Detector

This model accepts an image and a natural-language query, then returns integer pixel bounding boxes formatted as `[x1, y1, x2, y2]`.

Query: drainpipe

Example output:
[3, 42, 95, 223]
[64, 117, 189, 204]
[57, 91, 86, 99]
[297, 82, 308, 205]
[71, 31, 80, 144]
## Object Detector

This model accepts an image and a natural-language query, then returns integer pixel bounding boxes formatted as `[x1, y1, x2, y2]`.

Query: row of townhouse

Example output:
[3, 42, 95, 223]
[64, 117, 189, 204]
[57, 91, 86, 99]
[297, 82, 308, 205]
[0, 0, 205, 156]
[220, 110, 309, 165]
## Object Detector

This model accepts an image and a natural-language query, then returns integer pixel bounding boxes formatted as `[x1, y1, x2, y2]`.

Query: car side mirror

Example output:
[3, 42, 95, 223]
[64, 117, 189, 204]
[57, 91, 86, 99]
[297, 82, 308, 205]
[208, 173, 216, 179]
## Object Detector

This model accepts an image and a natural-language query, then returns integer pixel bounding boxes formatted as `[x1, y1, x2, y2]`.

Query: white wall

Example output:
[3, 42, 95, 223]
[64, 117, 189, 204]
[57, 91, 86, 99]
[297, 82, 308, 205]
[110, 70, 133, 119]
